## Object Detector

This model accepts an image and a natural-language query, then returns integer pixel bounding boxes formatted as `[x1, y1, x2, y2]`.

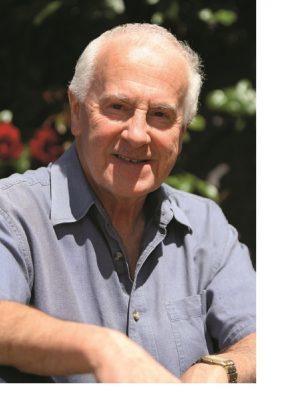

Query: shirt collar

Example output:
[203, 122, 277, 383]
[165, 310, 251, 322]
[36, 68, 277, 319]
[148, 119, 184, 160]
[170, 199, 193, 234]
[149, 184, 194, 234]
[50, 143, 96, 226]
[50, 144, 193, 233]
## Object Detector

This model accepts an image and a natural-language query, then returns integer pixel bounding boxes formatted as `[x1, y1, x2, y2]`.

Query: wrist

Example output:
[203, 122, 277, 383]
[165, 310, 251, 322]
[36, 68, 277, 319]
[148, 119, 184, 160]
[181, 361, 228, 383]
[195, 355, 238, 383]
[80, 325, 109, 372]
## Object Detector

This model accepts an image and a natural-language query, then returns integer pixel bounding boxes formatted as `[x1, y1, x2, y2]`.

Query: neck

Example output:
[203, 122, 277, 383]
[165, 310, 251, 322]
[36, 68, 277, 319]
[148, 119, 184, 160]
[95, 191, 147, 279]
[94, 186, 147, 236]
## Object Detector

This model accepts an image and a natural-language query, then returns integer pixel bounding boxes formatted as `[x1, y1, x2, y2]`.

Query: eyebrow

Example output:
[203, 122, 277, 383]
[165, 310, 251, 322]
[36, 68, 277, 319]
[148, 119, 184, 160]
[99, 94, 178, 114]
[151, 103, 177, 113]
[99, 94, 134, 104]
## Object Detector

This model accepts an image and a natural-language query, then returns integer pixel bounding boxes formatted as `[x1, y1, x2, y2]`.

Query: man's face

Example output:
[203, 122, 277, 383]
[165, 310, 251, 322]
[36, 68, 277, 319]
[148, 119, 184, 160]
[69, 39, 188, 203]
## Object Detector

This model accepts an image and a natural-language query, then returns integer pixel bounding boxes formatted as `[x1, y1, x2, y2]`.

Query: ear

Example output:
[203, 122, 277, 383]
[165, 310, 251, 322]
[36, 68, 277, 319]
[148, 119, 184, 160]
[68, 89, 82, 137]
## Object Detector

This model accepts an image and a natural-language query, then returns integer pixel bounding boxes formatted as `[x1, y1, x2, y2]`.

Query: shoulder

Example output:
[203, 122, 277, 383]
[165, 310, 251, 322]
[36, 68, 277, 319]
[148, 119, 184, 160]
[0, 167, 51, 217]
[0, 166, 50, 191]
[162, 183, 228, 230]
[162, 183, 235, 266]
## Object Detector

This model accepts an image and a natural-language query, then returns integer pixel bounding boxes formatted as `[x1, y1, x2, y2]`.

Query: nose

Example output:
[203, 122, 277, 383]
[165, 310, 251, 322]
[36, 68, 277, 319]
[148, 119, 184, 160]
[121, 110, 150, 147]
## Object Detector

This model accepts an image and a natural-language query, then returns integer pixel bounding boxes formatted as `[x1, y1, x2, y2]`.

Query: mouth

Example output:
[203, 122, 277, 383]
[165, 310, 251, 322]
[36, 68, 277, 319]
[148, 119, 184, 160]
[113, 154, 150, 164]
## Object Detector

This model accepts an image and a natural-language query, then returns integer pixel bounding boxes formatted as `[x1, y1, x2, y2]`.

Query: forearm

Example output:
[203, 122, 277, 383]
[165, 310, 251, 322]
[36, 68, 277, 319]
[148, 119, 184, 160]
[181, 332, 256, 383]
[0, 301, 179, 382]
[0, 301, 100, 376]
[218, 332, 256, 382]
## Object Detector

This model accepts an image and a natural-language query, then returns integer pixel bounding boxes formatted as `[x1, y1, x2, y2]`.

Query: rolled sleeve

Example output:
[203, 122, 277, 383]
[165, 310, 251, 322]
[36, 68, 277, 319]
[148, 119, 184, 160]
[0, 209, 32, 303]
[205, 202, 256, 350]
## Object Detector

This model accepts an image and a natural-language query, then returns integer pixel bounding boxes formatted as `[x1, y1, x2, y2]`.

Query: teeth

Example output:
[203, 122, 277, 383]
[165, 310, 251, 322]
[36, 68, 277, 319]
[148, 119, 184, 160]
[116, 154, 146, 164]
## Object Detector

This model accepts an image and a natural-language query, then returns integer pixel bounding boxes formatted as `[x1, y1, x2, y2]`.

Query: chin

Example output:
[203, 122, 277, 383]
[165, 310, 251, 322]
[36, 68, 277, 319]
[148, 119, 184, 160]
[110, 181, 158, 200]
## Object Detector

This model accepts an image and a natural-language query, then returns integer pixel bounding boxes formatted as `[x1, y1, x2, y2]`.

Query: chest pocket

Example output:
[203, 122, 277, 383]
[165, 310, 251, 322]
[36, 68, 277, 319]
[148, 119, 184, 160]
[165, 291, 209, 374]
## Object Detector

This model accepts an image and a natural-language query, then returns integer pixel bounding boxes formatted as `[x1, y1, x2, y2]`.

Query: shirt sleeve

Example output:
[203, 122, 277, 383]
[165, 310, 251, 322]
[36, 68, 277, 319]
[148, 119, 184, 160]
[0, 208, 32, 303]
[204, 200, 256, 350]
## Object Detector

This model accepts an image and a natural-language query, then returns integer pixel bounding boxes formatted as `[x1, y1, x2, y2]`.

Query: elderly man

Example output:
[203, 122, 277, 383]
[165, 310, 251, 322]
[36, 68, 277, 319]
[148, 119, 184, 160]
[0, 23, 255, 383]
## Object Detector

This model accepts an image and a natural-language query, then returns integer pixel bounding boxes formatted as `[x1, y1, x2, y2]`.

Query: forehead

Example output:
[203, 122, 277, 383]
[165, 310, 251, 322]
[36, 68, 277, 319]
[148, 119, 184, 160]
[91, 38, 188, 104]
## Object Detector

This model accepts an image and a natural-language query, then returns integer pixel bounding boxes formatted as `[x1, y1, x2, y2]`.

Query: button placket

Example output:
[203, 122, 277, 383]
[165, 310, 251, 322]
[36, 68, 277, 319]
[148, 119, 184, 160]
[127, 283, 159, 361]
[135, 224, 167, 279]
[114, 251, 123, 262]
[132, 310, 140, 321]
[92, 209, 127, 276]
[127, 209, 170, 342]
[113, 250, 125, 275]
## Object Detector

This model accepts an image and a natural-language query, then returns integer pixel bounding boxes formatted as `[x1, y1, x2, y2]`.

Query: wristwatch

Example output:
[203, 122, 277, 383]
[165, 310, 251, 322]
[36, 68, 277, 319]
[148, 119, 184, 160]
[196, 355, 238, 383]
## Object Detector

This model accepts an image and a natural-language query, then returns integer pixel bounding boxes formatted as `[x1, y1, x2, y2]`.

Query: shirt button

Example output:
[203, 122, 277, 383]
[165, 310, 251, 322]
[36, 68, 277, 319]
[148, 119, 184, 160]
[132, 310, 140, 321]
[114, 251, 124, 261]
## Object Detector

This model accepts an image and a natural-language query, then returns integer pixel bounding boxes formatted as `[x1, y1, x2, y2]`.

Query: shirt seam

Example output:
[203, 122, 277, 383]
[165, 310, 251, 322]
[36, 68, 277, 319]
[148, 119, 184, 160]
[0, 178, 49, 192]
[208, 199, 229, 277]
[222, 319, 256, 348]
[0, 207, 33, 289]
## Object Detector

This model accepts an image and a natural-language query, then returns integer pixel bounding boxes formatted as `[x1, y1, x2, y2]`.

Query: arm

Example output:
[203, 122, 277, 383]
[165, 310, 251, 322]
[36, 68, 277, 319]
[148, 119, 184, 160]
[0, 201, 179, 382]
[179, 201, 256, 383]
[180, 332, 256, 383]
[0, 301, 179, 383]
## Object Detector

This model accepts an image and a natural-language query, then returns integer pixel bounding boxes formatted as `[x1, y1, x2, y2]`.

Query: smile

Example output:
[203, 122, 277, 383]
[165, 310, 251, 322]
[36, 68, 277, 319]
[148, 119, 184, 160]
[114, 154, 149, 164]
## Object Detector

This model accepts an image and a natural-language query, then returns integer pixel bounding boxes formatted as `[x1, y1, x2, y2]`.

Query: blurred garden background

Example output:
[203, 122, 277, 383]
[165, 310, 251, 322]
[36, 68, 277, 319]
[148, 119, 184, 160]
[0, 0, 256, 265]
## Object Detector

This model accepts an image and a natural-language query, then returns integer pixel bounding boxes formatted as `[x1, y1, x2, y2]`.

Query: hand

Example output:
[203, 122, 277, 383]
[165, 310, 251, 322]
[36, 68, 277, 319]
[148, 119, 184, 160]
[180, 362, 228, 383]
[89, 328, 180, 383]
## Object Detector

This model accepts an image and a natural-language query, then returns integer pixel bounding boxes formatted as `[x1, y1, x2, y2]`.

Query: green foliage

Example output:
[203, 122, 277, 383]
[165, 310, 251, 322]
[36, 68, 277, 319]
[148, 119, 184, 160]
[183, 114, 206, 144]
[146, 0, 160, 5]
[166, 173, 219, 202]
[0, 0, 256, 263]
[105, 0, 125, 15]
[189, 115, 206, 132]
[13, 146, 31, 174]
[206, 80, 256, 116]
[33, 1, 63, 26]
[198, 8, 238, 26]
[151, 12, 164, 25]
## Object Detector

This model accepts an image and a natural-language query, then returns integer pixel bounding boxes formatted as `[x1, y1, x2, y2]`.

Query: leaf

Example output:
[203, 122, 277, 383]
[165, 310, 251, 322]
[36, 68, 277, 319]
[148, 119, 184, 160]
[189, 115, 206, 131]
[151, 12, 164, 24]
[195, 180, 219, 200]
[215, 10, 237, 26]
[166, 173, 219, 201]
[105, 0, 125, 14]
[198, 9, 214, 23]
[182, 131, 190, 143]
[198, 8, 238, 27]
[33, 1, 63, 26]
[206, 80, 256, 116]
[13, 146, 31, 173]
[206, 90, 227, 109]
[146, 0, 160, 4]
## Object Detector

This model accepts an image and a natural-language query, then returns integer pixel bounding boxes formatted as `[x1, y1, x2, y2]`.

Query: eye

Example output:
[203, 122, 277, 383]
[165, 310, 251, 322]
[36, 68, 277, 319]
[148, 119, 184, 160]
[101, 100, 132, 121]
[149, 109, 171, 121]
[153, 111, 166, 118]
[147, 107, 176, 129]
[111, 103, 123, 110]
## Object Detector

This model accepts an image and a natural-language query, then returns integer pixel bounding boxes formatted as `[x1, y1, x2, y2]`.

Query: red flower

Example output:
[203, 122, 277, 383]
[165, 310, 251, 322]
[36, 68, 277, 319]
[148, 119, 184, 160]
[29, 128, 64, 165]
[0, 122, 24, 161]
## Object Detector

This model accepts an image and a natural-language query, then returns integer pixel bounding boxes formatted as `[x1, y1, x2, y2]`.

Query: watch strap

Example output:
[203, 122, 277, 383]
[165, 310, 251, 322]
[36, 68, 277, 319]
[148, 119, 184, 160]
[196, 355, 238, 383]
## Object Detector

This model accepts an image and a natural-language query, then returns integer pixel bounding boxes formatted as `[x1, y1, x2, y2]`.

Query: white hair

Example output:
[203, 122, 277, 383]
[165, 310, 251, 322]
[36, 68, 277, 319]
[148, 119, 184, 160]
[69, 23, 203, 124]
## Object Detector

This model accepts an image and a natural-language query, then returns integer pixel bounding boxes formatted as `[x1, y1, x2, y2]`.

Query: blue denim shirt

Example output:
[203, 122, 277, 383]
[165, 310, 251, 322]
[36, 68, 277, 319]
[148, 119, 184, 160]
[0, 144, 256, 382]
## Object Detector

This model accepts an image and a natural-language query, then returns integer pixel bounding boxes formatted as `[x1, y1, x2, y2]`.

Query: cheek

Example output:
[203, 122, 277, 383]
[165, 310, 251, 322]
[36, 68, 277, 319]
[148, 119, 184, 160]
[155, 133, 181, 159]
[153, 134, 180, 178]
[88, 116, 124, 141]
